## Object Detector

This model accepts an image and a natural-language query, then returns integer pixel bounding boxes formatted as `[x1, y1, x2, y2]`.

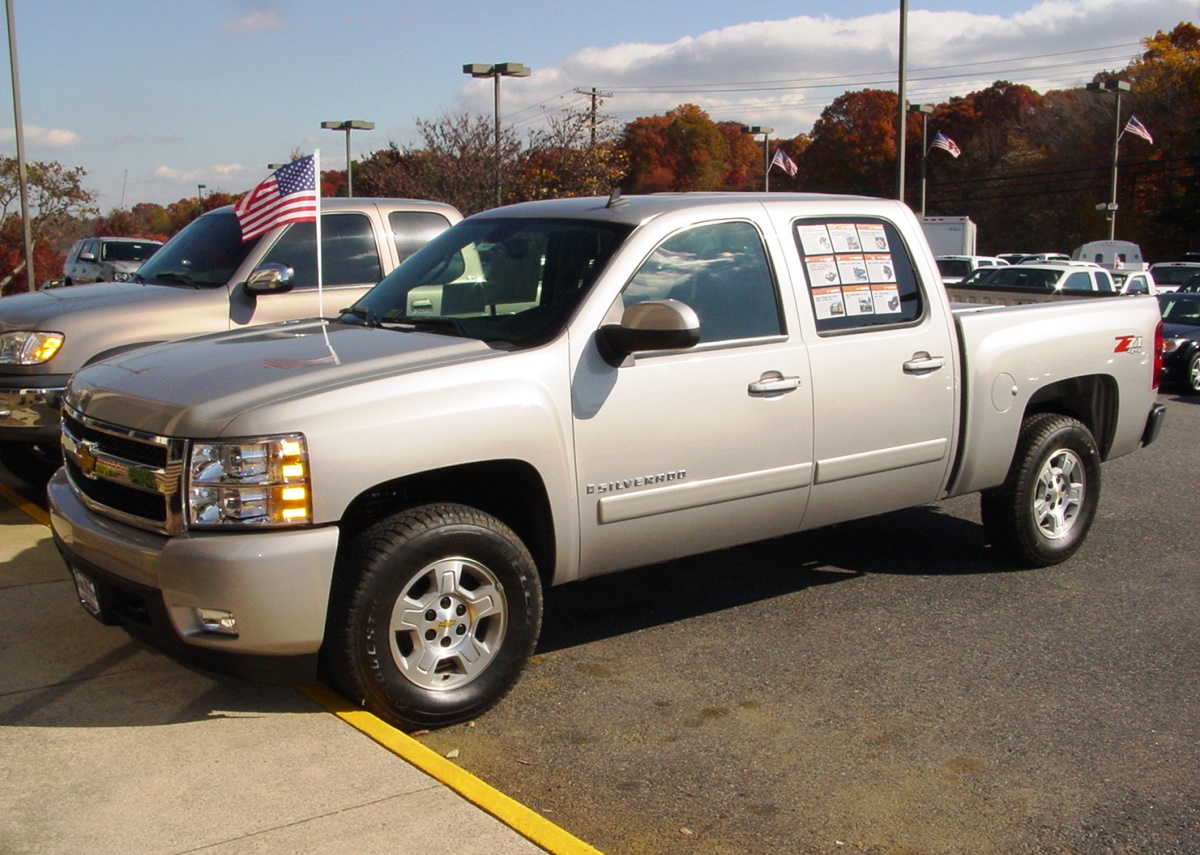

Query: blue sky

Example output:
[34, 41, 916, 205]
[1, 0, 1195, 210]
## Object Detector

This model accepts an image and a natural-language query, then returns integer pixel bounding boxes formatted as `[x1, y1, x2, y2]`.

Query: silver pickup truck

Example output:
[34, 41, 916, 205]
[0, 198, 461, 484]
[48, 193, 1166, 731]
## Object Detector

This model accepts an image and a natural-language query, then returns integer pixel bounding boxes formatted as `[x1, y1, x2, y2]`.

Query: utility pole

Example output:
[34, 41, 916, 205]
[574, 87, 613, 146]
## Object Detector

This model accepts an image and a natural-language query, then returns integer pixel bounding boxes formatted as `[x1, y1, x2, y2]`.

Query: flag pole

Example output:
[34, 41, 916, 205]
[313, 149, 324, 317]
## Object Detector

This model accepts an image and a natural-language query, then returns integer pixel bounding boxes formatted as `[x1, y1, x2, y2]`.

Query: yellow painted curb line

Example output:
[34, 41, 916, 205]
[299, 683, 603, 855]
[0, 482, 50, 527]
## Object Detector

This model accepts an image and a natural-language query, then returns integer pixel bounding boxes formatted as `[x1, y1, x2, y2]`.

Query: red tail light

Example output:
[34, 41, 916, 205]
[1153, 319, 1163, 390]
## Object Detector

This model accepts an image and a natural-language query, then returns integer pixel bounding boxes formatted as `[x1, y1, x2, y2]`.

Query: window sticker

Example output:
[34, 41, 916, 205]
[794, 217, 921, 332]
[857, 223, 889, 252]
[827, 223, 863, 253]
[836, 254, 871, 285]
[864, 253, 895, 283]
[805, 255, 841, 286]
[812, 286, 846, 320]
[797, 224, 834, 255]
[842, 284, 875, 316]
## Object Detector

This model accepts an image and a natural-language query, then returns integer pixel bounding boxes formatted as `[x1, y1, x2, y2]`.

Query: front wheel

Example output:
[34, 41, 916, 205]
[321, 503, 543, 731]
[980, 414, 1101, 568]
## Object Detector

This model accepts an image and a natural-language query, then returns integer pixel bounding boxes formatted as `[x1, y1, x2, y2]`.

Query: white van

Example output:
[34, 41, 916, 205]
[1072, 240, 1145, 271]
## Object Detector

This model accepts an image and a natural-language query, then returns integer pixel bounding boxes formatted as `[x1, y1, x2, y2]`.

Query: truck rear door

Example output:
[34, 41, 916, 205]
[786, 216, 959, 530]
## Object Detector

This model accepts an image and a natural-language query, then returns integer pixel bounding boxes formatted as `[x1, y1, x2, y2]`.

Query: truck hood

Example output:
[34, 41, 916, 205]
[0, 281, 219, 331]
[66, 319, 500, 436]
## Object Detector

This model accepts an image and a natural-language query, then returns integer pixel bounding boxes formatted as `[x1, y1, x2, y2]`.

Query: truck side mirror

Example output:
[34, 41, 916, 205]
[244, 262, 296, 295]
[597, 299, 700, 367]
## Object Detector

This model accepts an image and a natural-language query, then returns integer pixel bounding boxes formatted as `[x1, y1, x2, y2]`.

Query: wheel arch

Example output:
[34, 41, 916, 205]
[1023, 373, 1119, 459]
[335, 459, 558, 588]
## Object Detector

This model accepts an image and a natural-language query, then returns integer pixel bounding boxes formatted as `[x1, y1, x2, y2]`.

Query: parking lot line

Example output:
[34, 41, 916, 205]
[0, 482, 49, 527]
[300, 683, 603, 855]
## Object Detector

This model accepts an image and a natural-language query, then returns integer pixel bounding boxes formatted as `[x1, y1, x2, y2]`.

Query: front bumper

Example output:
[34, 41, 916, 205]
[0, 376, 68, 442]
[48, 469, 341, 685]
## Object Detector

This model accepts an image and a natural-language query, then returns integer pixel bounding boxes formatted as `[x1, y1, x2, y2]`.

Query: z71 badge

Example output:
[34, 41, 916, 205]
[1114, 335, 1144, 355]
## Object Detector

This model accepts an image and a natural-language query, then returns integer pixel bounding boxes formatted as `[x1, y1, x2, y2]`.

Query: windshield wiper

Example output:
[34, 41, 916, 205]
[148, 270, 200, 288]
[378, 315, 469, 337]
[339, 306, 382, 327]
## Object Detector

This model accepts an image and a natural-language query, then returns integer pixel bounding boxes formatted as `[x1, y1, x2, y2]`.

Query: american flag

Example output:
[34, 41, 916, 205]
[930, 131, 961, 158]
[770, 148, 798, 177]
[234, 155, 319, 241]
[1124, 115, 1154, 145]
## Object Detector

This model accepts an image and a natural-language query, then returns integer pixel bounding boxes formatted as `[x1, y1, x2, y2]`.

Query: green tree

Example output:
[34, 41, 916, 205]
[620, 105, 729, 192]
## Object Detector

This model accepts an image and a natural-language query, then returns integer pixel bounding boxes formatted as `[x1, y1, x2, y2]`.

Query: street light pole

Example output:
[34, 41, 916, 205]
[907, 103, 933, 216]
[321, 120, 375, 197]
[742, 126, 774, 192]
[464, 62, 531, 206]
[896, 0, 909, 203]
[1087, 79, 1131, 240]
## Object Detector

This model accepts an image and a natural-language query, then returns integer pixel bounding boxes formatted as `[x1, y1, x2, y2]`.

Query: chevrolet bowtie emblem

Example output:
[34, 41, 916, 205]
[76, 439, 100, 479]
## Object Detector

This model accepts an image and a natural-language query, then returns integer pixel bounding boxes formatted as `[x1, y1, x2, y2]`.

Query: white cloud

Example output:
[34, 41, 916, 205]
[0, 126, 83, 149]
[457, 0, 1194, 138]
[223, 9, 285, 34]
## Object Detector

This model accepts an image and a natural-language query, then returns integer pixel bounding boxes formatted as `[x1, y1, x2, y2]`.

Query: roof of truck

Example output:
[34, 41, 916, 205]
[470, 191, 897, 227]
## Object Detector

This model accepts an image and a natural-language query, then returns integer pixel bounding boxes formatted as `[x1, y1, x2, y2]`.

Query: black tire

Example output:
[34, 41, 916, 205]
[980, 414, 1101, 568]
[1186, 351, 1200, 395]
[0, 440, 63, 487]
[321, 503, 543, 731]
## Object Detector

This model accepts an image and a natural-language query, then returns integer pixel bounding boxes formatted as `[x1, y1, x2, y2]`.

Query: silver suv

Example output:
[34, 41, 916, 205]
[62, 236, 163, 285]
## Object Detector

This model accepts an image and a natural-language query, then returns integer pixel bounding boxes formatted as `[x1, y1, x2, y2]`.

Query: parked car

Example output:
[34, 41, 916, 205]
[946, 263, 1120, 306]
[1, 198, 461, 485]
[62, 236, 164, 286]
[935, 255, 1008, 285]
[1175, 274, 1200, 292]
[1112, 270, 1157, 295]
[1158, 292, 1200, 393]
[997, 252, 1032, 265]
[1148, 262, 1200, 292]
[1016, 252, 1071, 264]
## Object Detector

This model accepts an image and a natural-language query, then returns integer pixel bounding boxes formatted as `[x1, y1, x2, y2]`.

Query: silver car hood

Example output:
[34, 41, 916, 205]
[66, 319, 500, 437]
[0, 281, 217, 331]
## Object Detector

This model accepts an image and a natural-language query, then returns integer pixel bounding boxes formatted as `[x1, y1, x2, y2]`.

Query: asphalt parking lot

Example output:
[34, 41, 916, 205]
[2, 393, 1197, 854]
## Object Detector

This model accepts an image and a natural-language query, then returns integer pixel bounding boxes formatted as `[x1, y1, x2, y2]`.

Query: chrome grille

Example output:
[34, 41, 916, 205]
[62, 406, 186, 534]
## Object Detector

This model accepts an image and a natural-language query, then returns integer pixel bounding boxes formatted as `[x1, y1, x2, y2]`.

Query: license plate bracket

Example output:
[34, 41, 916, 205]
[71, 567, 105, 620]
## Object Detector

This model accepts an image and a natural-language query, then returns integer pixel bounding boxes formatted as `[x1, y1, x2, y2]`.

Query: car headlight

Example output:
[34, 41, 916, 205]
[0, 330, 65, 364]
[186, 434, 312, 528]
[1161, 337, 1187, 355]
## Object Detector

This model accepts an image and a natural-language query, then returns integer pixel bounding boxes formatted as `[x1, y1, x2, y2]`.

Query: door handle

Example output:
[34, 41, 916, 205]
[903, 353, 945, 373]
[748, 372, 802, 394]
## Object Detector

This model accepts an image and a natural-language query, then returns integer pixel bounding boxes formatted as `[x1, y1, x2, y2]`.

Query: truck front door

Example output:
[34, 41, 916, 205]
[571, 219, 814, 578]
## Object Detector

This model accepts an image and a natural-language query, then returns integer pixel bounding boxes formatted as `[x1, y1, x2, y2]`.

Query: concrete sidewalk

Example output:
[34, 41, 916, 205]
[0, 476, 568, 855]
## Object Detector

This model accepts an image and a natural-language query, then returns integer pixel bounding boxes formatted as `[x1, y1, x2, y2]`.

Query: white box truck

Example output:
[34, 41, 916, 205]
[920, 216, 977, 256]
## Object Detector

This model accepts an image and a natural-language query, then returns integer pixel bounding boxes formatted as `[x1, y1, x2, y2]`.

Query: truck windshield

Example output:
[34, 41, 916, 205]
[342, 217, 631, 348]
[137, 212, 261, 288]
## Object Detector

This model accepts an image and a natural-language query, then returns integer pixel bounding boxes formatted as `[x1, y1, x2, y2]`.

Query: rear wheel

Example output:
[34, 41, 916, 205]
[1186, 351, 1200, 395]
[980, 414, 1101, 568]
[0, 440, 63, 487]
[321, 503, 543, 731]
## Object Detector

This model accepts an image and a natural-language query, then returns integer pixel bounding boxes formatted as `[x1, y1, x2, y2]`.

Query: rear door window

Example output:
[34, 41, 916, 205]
[390, 211, 453, 263]
[793, 218, 923, 334]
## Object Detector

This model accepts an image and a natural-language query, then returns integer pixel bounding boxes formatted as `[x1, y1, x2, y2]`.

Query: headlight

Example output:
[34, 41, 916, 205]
[1161, 337, 1187, 355]
[0, 331, 65, 364]
[186, 434, 312, 528]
